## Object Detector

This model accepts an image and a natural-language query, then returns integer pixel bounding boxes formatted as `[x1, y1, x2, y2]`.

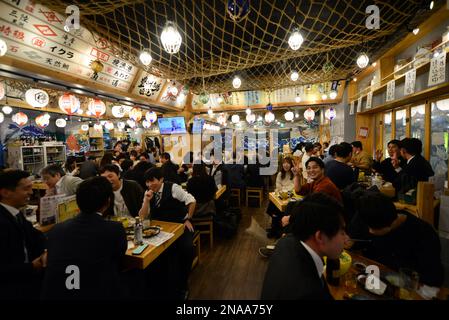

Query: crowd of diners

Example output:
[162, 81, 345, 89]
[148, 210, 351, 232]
[262, 137, 442, 299]
[0, 136, 444, 300]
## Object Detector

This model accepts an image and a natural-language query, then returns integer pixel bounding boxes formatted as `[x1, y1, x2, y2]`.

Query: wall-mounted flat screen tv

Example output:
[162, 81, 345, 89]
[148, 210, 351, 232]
[157, 117, 187, 134]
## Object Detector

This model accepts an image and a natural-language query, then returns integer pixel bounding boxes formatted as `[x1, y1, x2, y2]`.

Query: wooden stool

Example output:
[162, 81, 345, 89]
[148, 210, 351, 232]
[246, 187, 263, 207]
[192, 215, 214, 249]
[230, 188, 241, 206]
[192, 230, 201, 269]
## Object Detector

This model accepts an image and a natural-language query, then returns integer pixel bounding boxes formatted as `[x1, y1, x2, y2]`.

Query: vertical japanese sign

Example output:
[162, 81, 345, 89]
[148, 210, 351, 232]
[428, 52, 446, 86]
[404, 69, 416, 95]
[386, 80, 395, 102]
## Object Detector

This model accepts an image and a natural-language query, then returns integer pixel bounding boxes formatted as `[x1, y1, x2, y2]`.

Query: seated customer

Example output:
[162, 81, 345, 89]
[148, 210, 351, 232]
[41, 176, 127, 299]
[78, 156, 98, 180]
[394, 138, 434, 193]
[41, 164, 83, 196]
[160, 152, 182, 184]
[294, 157, 342, 203]
[266, 157, 295, 238]
[123, 160, 154, 190]
[0, 170, 47, 299]
[100, 164, 144, 218]
[261, 193, 348, 300]
[139, 167, 196, 300]
[373, 139, 405, 183]
[349, 192, 443, 287]
[325, 142, 355, 190]
[187, 163, 217, 216]
[323, 144, 338, 165]
[350, 141, 372, 172]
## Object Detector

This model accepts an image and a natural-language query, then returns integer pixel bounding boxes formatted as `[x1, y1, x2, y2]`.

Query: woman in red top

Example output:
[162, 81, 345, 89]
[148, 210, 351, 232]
[294, 156, 342, 203]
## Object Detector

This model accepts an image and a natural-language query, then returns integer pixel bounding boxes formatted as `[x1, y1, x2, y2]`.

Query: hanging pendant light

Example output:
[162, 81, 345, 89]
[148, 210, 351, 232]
[321, 94, 328, 100]
[264, 111, 275, 123]
[0, 82, 5, 100]
[160, 21, 182, 54]
[142, 120, 151, 128]
[2, 105, 12, 114]
[139, 50, 152, 66]
[208, 108, 214, 116]
[284, 111, 294, 121]
[290, 71, 299, 81]
[231, 114, 240, 123]
[295, 95, 301, 103]
[245, 107, 251, 115]
[246, 113, 255, 124]
[232, 76, 242, 89]
[356, 53, 369, 68]
[0, 37, 7, 56]
[288, 28, 304, 51]
[304, 108, 315, 122]
[117, 122, 125, 130]
[81, 124, 89, 131]
[217, 113, 227, 125]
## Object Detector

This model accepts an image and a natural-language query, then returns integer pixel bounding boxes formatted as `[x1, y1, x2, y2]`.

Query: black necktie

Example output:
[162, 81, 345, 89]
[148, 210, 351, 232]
[154, 192, 161, 207]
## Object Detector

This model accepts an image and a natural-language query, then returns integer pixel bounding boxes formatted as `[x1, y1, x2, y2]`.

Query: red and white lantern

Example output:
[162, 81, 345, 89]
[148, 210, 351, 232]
[35, 114, 50, 128]
[88, 99, 106, 118]
[304, 108, 315, 122]
[12, 112, 28, 126]
[59, 93, 80, 115]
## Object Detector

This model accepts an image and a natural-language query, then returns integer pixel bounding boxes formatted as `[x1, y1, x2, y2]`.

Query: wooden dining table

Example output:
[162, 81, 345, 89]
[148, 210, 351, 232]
[268, 191, 303, 212]
[328, 251, 448, 300]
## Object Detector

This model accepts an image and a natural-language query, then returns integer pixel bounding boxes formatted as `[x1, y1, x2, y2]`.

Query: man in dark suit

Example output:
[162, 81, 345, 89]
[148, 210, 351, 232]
[41, 176, 127, 300]
[261, 193, 348, 300]
[0, 170, 47, 299]
[393, 138, 434, 193]
[372, 139, 405, 183]
[100, 164, 144, 218]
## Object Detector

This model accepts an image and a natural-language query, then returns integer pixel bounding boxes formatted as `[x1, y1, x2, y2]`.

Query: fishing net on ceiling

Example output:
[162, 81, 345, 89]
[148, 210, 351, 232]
[44, 0, 441, 94]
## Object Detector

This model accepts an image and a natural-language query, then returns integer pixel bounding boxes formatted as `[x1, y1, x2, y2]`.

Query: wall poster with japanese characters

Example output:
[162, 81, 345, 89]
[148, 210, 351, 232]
[0, 0, 138, 92]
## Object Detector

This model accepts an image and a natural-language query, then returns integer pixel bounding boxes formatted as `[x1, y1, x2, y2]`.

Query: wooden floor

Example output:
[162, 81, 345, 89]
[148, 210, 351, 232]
[188, 198, 275, 300]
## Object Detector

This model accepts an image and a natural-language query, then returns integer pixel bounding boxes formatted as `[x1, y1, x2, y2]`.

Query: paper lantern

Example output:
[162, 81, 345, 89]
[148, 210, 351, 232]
[2, 105, 12, 114]
[58, 93, 80, 115]
[284, 111, 294, 121]
[104, 121, 114, 130]
[0, 112, 4, 124]
[325, 108, 336, 121]
[81, 124, 89, 131]
[88, 99, 106, 118]
[288, 28, 304, 51]
[145, 111, 157, 123]
[264, 111, 275, 123]
[329, 90, 338, 99]
[0, 82, 5, 100]
[217, 113, 227, 125]
[142, 120, 151, 128]
[304, 108, 315, 121]
[129, 107, 142, 122]
[231, 114, 240, 123]
[25, 89, 49, 108]
[160, 21, 182, 54]
[111, 105, 126, 118]
[35, 114, 50, 128]
[12, 112, 28, 126]
[357, 53, 369, 69]
[232, 77, 241, 89]
[93, 123, 102, 131]
[55, 118, 67, 128]
[199, 92, 209, 104]
[139, 50, 152, 66]
[246, 113, 255, 124]
[117, 122, 125, 130]
[290, 71, 299, 82]
[127, 119, 136, 128]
